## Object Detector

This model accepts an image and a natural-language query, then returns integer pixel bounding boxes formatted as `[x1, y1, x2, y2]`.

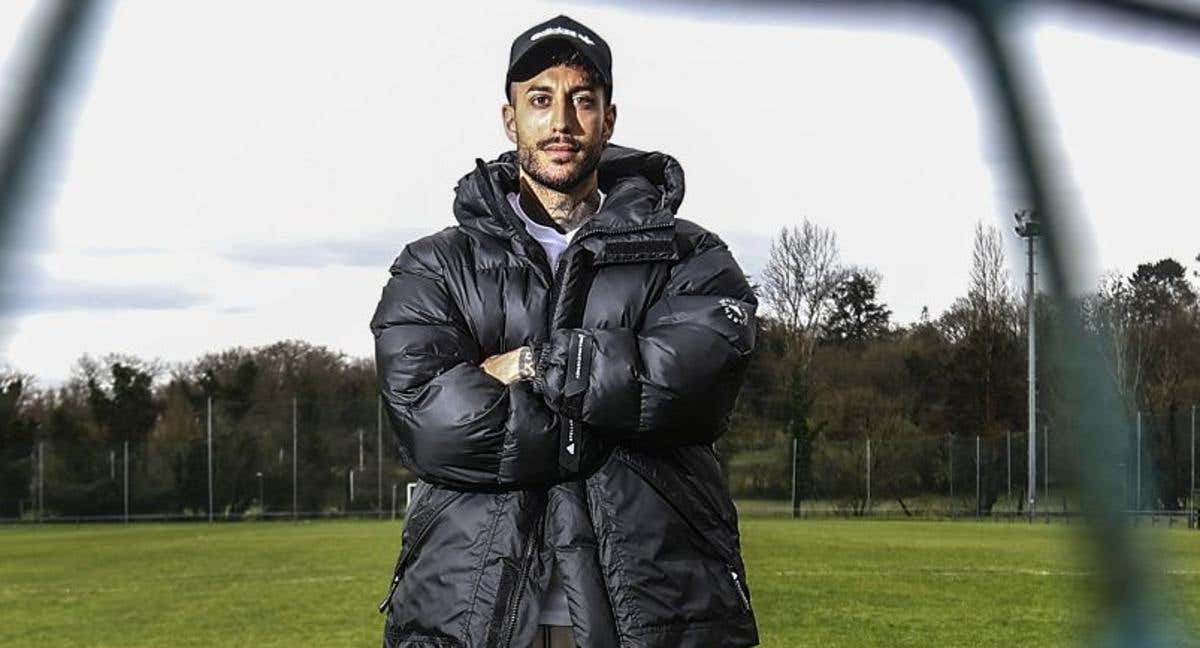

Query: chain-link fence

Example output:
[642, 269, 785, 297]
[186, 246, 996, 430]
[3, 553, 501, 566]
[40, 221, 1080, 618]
[3, 398, 1195, 525]
[721, 407, 1198, 524]
[0, 397, 416, 522]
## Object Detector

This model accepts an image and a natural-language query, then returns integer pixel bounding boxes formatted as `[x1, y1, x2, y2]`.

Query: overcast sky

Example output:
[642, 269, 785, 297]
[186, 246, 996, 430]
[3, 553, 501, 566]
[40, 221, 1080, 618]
[1, 1, 1197, 387]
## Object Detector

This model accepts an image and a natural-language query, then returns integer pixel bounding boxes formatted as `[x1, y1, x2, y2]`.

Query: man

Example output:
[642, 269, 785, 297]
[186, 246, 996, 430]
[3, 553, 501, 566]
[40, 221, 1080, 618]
[370, 15, 759, 648]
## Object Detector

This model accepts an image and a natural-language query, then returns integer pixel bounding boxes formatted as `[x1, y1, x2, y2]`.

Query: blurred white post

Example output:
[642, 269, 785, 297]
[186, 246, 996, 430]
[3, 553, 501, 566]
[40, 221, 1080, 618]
[377, 398, 384, 519]
[1006, 429, 1011, 499]
[358, 428, 364, 471]
[123, 440, 129, 524]
[292, 397, 298, 520]
[1015, 211, 1038, 524]
[207, 396, 213, 523]
[1136, 411, 1142, 512]
[349, 469, 355, 505]
[976, 435, 981, 519]
[865, 438, 871, 517]
[37, 441, 44, 521]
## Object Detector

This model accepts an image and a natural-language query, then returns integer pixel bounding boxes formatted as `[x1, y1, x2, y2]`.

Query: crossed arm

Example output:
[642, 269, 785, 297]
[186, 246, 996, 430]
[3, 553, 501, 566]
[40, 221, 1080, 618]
[370, 236, 757, 491]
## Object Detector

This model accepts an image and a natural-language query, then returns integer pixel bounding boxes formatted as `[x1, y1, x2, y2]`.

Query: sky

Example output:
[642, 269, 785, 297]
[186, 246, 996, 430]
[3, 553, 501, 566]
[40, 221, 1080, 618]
[0, 0, 1197, 387]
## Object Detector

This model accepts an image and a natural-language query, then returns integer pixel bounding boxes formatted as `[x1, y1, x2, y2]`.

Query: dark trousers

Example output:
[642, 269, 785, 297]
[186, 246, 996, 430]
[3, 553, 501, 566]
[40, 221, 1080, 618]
[532, 625, 575, 648]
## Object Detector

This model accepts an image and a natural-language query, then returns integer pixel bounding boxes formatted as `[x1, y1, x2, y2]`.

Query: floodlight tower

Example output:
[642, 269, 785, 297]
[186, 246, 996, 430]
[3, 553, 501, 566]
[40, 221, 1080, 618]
[1014, 209, 1040, 522]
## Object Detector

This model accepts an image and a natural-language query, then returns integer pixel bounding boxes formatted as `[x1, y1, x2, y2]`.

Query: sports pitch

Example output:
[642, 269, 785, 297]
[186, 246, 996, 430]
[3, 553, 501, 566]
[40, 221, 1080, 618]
[1, 518, 1197, 647]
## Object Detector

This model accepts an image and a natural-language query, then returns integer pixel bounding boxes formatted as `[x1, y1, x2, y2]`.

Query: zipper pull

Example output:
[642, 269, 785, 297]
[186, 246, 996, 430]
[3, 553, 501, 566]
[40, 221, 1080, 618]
[378, 573, 401, 613]
[729, 569, 751, 612]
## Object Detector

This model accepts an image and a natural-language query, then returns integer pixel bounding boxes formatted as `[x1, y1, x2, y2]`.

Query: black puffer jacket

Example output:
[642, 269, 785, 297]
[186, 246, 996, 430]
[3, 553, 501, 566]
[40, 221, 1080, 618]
[370, 144, 760, 648]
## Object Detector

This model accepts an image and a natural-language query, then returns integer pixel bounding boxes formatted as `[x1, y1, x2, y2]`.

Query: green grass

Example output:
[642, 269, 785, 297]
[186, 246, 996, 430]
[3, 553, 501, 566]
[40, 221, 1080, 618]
[1, 518, 1197, 647]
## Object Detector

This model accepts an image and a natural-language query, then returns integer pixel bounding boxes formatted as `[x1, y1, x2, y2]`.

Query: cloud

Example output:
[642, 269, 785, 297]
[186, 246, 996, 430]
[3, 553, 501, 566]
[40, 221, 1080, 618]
[0, 279, 210, 314]
[222, 228, 432, 268]
[76, 245, 165, 256]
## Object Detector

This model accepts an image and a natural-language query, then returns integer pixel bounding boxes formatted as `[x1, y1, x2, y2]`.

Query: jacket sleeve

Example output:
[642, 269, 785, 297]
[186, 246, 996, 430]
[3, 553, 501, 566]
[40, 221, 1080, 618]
[370, 242, 563, 490]
[531, 234, 757, 447]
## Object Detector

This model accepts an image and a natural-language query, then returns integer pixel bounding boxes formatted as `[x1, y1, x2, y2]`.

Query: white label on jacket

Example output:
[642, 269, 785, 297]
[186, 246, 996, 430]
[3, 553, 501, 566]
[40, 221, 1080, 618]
[719, 298, 747, 325]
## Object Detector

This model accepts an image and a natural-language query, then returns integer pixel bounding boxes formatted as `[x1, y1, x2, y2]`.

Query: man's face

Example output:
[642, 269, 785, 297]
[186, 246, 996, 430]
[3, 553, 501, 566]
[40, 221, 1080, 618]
[503, 64, 616, 193]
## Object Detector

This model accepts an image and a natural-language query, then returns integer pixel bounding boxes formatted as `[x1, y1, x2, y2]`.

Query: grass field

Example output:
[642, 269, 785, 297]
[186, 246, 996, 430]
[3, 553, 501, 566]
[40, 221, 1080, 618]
[1, 518, 1198, 647]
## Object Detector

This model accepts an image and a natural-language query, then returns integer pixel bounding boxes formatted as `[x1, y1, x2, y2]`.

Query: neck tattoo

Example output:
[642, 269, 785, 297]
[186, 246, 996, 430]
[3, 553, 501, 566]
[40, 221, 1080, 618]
[545, 188, 601, 233]
[518, 175, 602, 234]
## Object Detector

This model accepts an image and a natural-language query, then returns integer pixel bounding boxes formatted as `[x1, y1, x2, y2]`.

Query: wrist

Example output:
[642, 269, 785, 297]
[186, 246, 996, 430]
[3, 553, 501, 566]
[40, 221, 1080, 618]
[529, 341, 553, 393]
[517, 346, 535, 381]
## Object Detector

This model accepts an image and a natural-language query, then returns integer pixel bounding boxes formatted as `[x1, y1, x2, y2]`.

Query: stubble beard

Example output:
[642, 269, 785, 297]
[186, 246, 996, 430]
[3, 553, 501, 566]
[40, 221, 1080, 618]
[516, 138, 604, 194]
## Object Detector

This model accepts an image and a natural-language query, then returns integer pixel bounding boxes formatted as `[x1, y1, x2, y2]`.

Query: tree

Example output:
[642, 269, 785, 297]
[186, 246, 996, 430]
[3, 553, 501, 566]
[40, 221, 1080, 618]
[1085, 271, 1143, 417]
[937, 222, 1023, 436]
[759, 220, 845, 516]
[760, 220, 845, 364]
[822, 269, 892, 346]
[0, 370, 37, 517]
[78, 355, 163, 458]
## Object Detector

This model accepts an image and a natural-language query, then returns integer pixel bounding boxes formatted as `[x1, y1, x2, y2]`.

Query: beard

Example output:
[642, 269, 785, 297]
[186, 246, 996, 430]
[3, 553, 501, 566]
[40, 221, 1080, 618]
[516, 136, 604, 193]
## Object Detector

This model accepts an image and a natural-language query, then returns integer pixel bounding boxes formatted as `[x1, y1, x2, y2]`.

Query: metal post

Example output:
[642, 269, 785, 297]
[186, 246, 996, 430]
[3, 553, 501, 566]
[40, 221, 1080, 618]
[1136, 411, 1142, 513]
[1006, 429, 1011, 500]
[790, 437, 799, 519]
[349, 469, 355, 505]
[377, 398, 384, 519]
[207, 396, 213, 523]
[1191, 404, 1196, 528]
[391, 483, 398, 521]
[292, 397, 298, 520]
[949, 434, 954, 502]
[37, 441, 44, 521]
[976, 435, 981, 519]
[109, 449, 115, 481]
[358, 428, 364, 471]
[1043, 424, 1049, 503]
[865, 438, 871, 516]
[1022, 222, 1038, 524]
[123, 440, 129, 524]
[256, 472, 264, 515]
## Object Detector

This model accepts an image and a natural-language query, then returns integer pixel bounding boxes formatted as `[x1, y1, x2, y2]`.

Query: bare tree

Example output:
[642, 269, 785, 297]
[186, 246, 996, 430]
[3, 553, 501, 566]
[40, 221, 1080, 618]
[968, 222, 1017, 331]
[759, 220, 845, 369]
[936, 222, 1020, 433]
[1086, 271, 1143, 415]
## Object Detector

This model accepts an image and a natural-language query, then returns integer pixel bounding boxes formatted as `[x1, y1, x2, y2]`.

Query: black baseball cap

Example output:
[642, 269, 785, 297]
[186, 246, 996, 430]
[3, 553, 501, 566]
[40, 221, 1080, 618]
[505, 15, 612, 101]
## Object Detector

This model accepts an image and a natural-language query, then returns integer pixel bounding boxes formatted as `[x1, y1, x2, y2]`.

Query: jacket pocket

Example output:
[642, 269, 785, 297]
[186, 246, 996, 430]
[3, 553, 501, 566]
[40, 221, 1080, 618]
[616, 447, 741, 567]
[378, 481, 465, 613]
[590, 448, 754, 633]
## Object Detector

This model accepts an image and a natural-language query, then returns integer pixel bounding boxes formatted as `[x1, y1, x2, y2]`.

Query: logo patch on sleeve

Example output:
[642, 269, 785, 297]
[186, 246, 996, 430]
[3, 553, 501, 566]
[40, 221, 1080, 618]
[719, 298, 747, 325]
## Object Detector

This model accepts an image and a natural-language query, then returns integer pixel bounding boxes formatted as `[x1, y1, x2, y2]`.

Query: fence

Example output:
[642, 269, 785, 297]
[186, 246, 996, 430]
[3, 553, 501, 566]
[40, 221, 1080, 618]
[721, 406, 1199, 525]
[1, 397, 416, 522]
[3, 397, 1195, 526]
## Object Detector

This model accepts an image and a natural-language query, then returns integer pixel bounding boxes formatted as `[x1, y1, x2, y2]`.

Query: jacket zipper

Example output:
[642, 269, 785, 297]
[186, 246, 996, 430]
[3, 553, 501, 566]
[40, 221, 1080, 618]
[500, 514, 542, 647]
[729, 567, 751, 613]
[377, 489, 461, 613]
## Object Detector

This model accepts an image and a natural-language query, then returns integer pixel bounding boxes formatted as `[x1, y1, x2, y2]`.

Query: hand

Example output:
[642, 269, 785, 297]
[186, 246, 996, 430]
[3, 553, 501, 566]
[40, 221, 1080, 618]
[480, 346, 534, 385]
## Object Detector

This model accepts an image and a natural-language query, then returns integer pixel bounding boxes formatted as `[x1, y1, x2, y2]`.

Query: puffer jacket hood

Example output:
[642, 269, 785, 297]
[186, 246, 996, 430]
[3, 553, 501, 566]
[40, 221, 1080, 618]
[453, 144, 686, 241]
[371, 143, 760, 647]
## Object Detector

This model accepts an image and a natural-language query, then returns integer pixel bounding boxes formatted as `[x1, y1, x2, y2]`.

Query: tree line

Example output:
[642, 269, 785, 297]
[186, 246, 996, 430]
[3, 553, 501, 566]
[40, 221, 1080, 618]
[731, 219, 1199, 514]
[2, 223, 1198, 518]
